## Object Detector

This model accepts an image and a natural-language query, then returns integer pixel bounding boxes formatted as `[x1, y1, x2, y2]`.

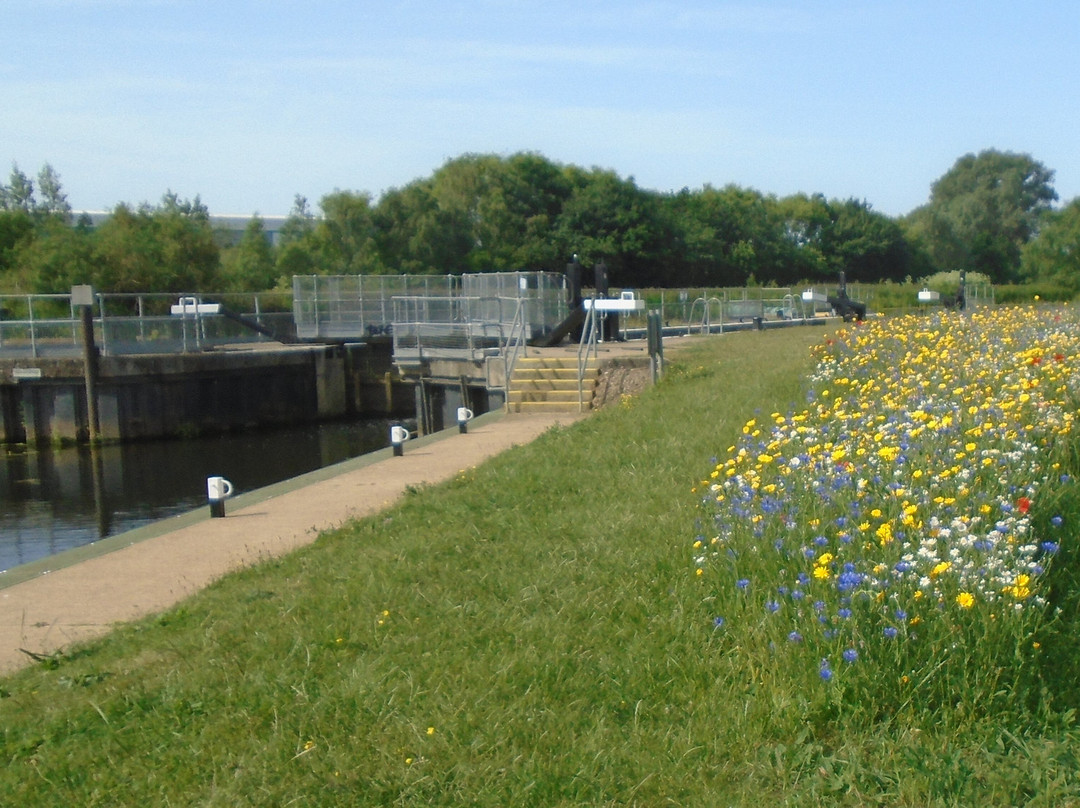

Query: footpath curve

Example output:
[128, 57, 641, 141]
[0, 411, 584, 675]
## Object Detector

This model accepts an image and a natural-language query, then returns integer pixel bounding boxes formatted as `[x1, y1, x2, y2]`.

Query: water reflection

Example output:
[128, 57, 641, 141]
[0, 420, 394, 571]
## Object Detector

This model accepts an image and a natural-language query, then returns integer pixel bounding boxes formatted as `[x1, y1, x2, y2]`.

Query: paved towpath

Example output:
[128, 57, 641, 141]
[0, 410, 584, 675]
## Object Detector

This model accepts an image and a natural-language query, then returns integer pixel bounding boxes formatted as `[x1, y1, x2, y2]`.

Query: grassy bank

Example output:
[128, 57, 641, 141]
[2, 324, 1080, 806]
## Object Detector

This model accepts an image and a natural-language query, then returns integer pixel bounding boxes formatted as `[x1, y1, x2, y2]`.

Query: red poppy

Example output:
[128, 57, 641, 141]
[1030, 356, 1042, 366]
[1017, 497, 1032, 515]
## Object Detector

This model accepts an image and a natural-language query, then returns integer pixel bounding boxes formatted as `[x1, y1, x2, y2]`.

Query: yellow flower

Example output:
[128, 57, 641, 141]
[1004, 574, 1032, 600]
[956, 592, 975, 609]
[876, 522, 894, 545]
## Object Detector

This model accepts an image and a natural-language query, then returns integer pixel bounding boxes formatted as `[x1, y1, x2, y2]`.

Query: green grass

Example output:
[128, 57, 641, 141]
[2, 326, 1080, 806]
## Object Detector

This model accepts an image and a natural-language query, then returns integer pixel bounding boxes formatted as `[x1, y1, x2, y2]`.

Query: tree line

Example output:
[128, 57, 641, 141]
[0, 149, 1076, 295]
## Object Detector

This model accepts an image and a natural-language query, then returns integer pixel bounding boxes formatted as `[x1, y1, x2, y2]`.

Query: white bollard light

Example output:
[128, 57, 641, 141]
[390, 424, 410, 456]
[207, 475, 235, 518]
[457, 407, 474, 434]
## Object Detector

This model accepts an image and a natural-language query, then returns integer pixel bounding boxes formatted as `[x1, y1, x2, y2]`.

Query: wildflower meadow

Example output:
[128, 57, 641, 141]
[697, 305, 1080, 723]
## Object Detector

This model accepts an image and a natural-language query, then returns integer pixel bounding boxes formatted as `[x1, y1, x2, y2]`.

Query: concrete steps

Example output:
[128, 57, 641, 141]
[507, 356, 600, 412]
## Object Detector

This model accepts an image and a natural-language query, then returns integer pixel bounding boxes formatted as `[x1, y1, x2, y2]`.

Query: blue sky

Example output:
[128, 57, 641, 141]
[3, 1, 1078, 218]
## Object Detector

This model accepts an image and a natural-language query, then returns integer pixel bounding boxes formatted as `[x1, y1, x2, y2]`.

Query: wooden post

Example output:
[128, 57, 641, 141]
[72, 285, 100, 442]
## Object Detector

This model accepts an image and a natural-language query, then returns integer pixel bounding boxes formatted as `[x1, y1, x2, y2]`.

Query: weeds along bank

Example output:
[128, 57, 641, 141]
[4, 318, 1080, 804]
[697, 304, 1080, 724]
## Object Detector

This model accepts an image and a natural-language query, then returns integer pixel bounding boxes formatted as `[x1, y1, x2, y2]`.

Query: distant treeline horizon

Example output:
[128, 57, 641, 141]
[1, 149, 1078, 295]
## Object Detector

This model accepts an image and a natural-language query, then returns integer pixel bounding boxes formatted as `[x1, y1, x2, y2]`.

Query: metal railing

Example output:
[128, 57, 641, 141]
[0, 291, 292, 358]
[391, 295, 522, 363]
[292, 274, 459, 340]
[577, 298, 600, 412]
[501, 299, 527, 409]
[293, 271, 568, 343]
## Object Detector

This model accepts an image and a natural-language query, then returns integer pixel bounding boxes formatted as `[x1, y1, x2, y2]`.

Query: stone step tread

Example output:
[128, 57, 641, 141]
[508, 379, 587, 391]
[508, 390, 593, 403]
[515, 355, 598, 364]
[508, 400, 592, 413]
[510, 371, 594, 383]
[512, 366, 584, 374]
[511, 364, 601, 374]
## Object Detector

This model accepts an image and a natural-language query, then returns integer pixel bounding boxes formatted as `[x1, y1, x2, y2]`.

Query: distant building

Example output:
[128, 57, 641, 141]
[76, 212, 294, 247]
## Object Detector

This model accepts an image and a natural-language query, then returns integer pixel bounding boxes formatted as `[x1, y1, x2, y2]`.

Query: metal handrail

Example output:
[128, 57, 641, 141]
[502, 298, 527, 411]
[577, 298, 599, 412]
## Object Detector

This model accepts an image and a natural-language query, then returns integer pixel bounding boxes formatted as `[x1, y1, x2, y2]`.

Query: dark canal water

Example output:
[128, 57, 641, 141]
[0, 420, 397, 572]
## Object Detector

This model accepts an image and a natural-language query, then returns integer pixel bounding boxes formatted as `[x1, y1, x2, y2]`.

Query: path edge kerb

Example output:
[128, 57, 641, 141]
[0, 409, 510, 592]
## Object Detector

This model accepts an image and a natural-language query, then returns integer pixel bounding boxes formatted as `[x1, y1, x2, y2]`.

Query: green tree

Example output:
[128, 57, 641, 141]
[499, 152, 571, 269]
[35, 163, 71, 221]
[664, 184, 780, 286]
[0, 209, 34, 285]
[552, 167, 672, 287]
[220, 216, 277, 290]
[0, 163, 35, 212]
[17, 217, 95, 292]
[0, 163, 77, 290]
[371, 180, 472, 274]
[911, 150, 1057, 282]
[1020, 198, 1080, 292]
[310, 191, 380, 274]
[821, 198, 912, 282]
[92, 195, 219, 292]
[423, 152, 571, 272]
[274, 194, 318, 277]
[772, 192, 831, 284]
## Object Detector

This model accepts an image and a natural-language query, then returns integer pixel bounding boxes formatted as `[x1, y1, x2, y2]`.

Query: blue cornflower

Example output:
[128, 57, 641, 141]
[814, 535, 828, 547]
[713, 616, 726, 629]
[819, 659, 833, 681]
[777, 586, 789, 596]
[813, 600, 826, 613]
[842, 648, 858, 664]
[797, 572, 811, 586]
[836, 570, 864, 592]
[894, 609, 907, 621]
[837, 608, 852, 619]
[736, 578, 750, 590]
[1052, 516, 1064, 527]
[791, 589, 805, 600]
[1041, 541, 1060, 554]
[787, 631, 803, 643]
[766, 600, 781, 613]
[883, 626, 898, 639]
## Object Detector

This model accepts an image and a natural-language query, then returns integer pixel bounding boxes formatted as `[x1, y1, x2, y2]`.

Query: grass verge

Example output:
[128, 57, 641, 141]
[2, 326, 1079, 806]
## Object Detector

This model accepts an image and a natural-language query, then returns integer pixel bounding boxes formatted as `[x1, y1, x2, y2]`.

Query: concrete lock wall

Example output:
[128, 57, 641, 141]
[0, 345, 411, 446]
